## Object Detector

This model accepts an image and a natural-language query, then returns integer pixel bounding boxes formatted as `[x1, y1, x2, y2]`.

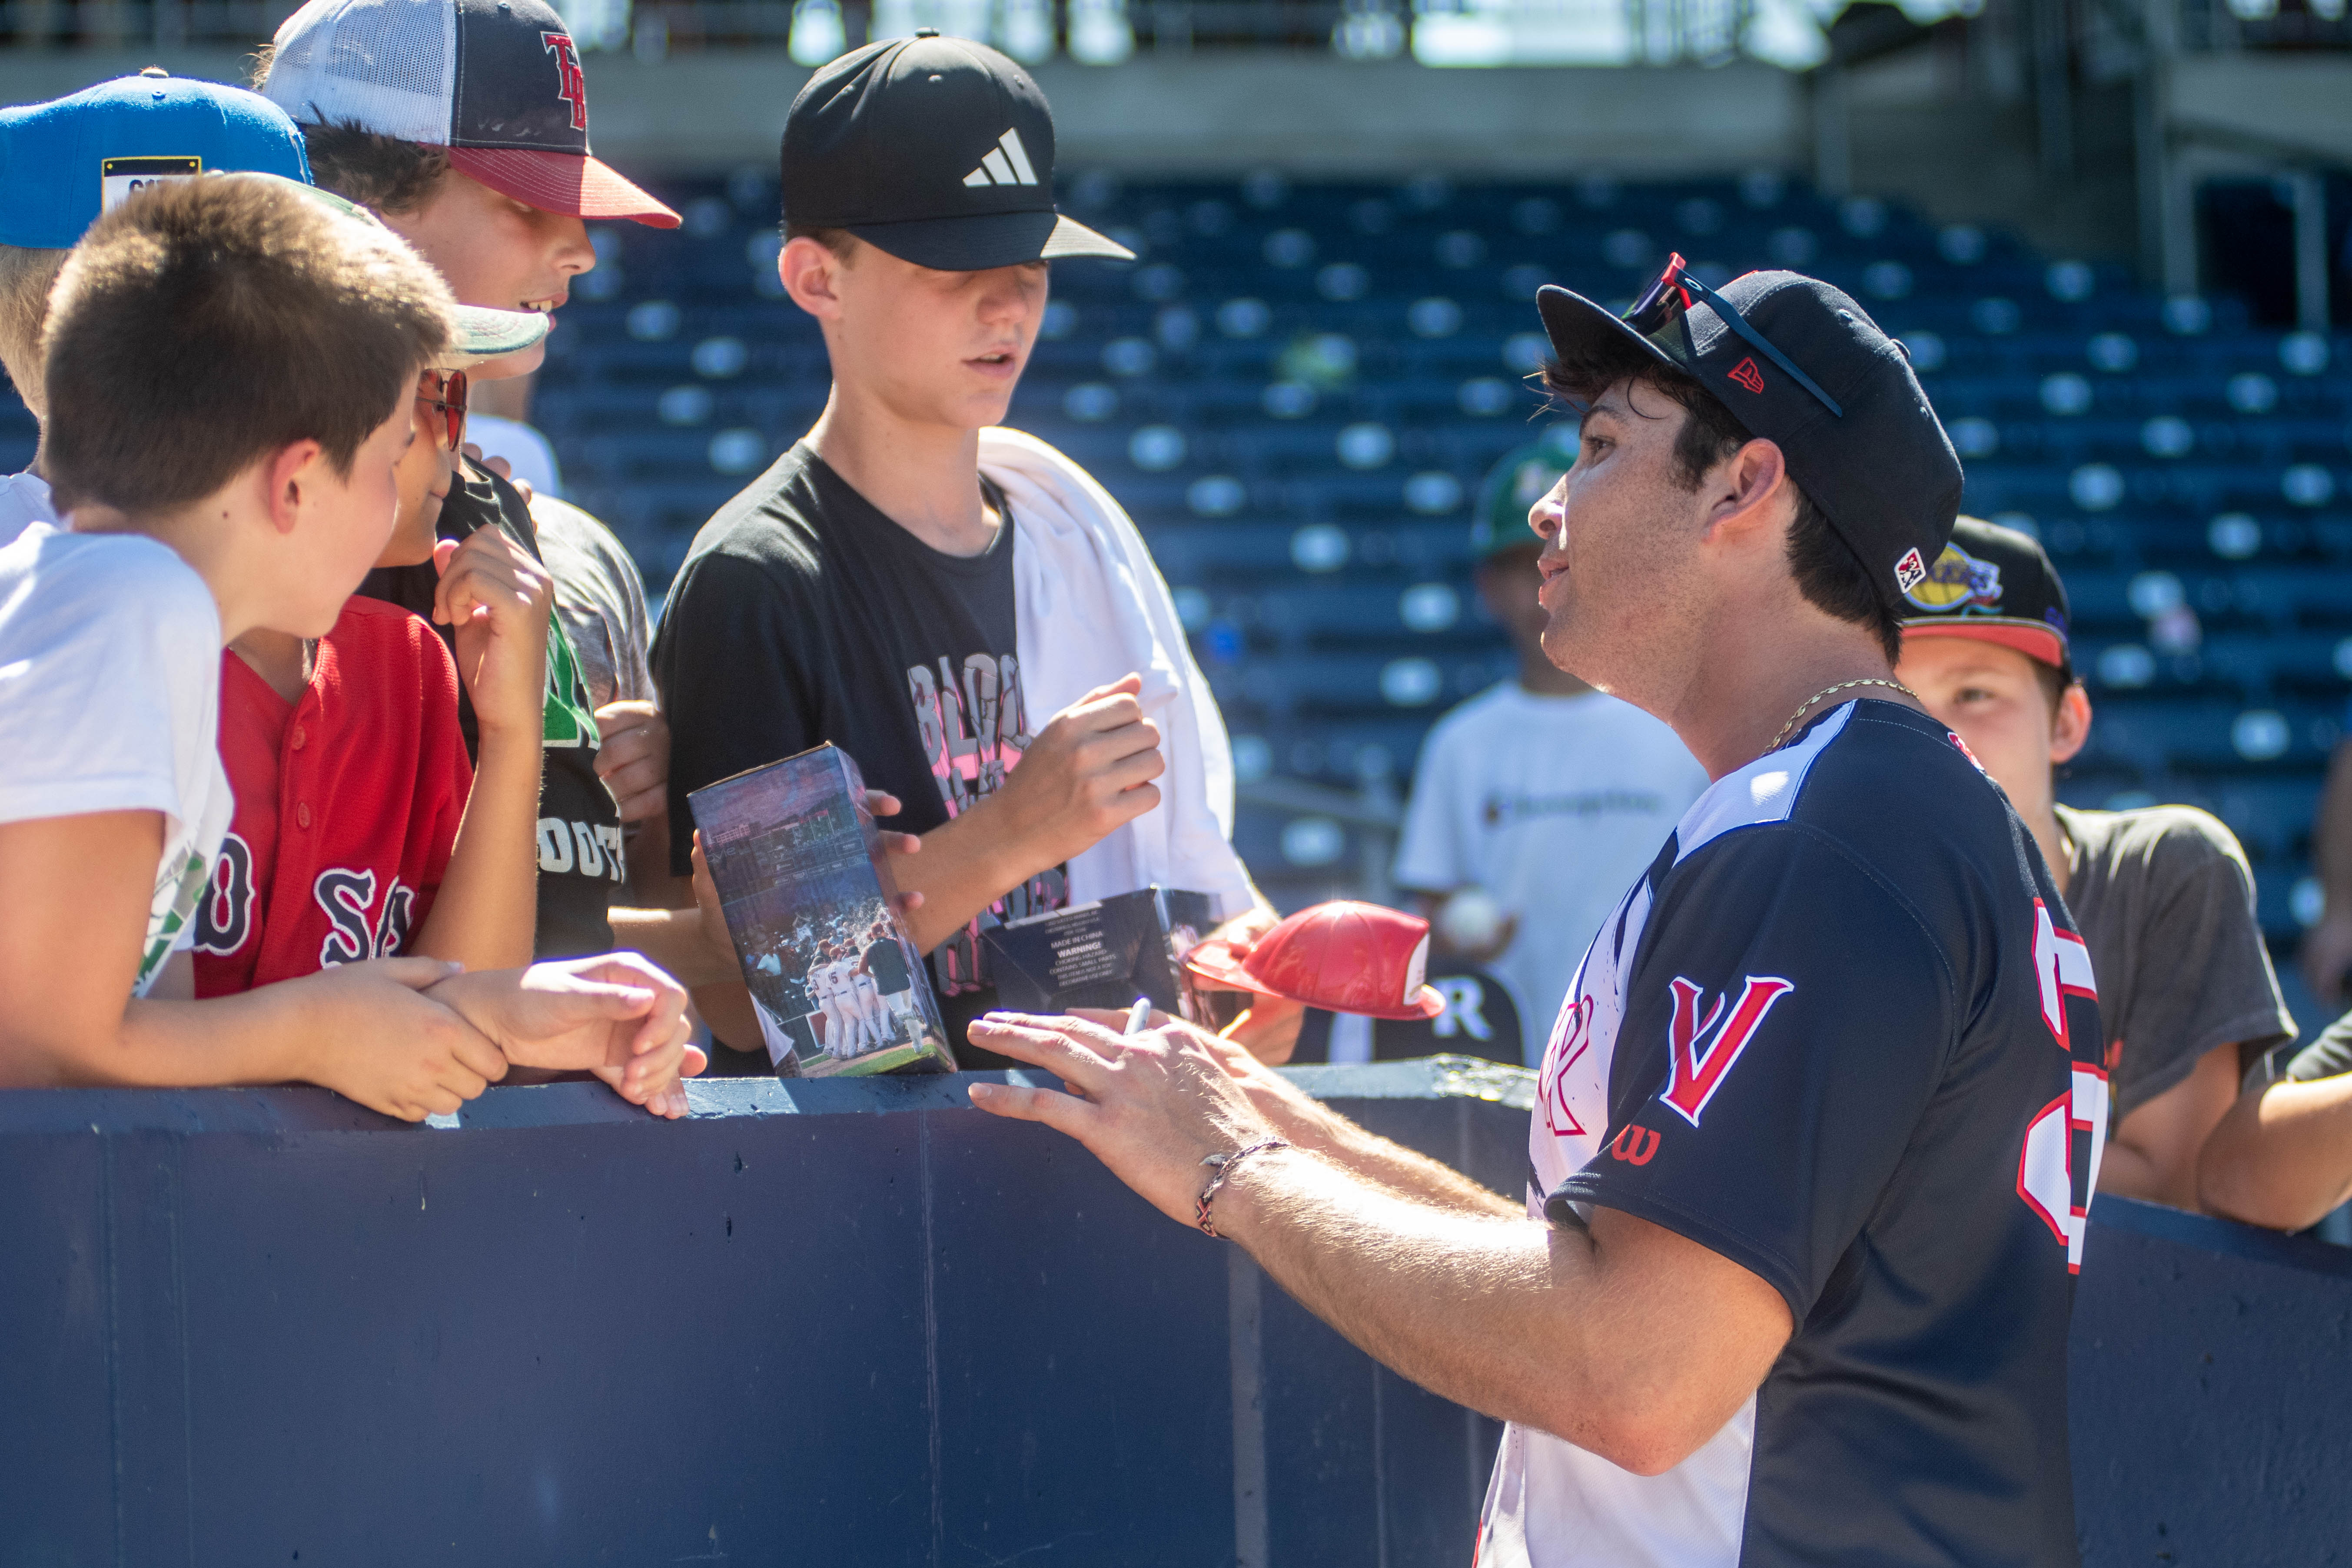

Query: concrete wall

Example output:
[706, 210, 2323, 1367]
[0, 1059, 1525, 1567]
[2, 1059, 2350, 1565]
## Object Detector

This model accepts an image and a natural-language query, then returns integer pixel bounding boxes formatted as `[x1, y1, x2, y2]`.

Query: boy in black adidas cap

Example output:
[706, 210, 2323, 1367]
[1897, 517, 2293, 1212]
[967, 259, 2109, 1568]
[256, 0, 745, 989]
[654, 32, 1263, 1067]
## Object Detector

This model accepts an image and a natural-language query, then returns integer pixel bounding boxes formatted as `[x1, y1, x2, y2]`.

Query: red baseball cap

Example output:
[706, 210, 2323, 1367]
[261, 0, 680, 228]
[1183, 901, 1444, 1022]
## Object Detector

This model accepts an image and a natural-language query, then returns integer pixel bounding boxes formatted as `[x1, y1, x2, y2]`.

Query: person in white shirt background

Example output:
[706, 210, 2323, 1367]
[1393, 428, 1710, 1062]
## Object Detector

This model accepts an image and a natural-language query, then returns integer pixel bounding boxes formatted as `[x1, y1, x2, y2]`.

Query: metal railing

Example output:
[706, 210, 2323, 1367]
[0, 0, 1766, 65]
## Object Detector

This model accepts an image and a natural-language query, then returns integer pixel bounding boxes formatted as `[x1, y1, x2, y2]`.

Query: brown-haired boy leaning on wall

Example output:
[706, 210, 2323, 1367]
[0, 173, 700, 1120]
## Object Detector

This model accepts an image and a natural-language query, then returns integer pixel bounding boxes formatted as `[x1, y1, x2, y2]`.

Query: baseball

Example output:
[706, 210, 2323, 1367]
[1436, 887, 1507, 952]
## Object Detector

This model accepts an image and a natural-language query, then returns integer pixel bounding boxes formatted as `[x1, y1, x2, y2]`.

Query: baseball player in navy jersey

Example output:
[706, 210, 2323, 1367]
[969, 259, 2109, 1568]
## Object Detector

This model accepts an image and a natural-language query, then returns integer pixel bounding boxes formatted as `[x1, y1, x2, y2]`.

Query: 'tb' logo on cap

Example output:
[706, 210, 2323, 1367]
[543, 33, 587, 132]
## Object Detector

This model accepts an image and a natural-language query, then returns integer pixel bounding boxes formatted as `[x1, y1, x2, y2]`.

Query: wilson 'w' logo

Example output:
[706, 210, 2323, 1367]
[1662, 974, 1794, 1126]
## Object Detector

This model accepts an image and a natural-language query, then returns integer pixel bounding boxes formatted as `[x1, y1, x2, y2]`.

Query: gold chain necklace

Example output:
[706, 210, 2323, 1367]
[1767, 678, 1917, 753]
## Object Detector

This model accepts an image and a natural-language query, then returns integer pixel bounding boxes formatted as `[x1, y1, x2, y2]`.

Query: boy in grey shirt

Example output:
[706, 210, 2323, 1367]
[1896, 517, 2294, 1212]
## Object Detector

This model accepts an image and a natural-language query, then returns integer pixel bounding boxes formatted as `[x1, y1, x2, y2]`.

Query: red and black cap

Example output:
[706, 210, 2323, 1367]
[1535, 262, 1962, 612]
[1899, 515, 2074, 674]
[781, 29, 1131, 270]
[262, 0, 679, 228]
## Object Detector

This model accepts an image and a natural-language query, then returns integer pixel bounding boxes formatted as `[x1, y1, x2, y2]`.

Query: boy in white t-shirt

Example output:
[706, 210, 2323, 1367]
[1394, 431, 1710, 1056]
[0, 174, 697, 1120]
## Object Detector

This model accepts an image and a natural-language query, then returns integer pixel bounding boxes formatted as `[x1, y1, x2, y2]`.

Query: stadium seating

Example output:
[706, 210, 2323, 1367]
[510, 168, 2350, 933]
[5, 169, 2339, 939]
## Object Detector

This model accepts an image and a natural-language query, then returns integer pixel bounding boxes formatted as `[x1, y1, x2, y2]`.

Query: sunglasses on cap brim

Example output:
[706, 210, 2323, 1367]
[1626, 253, 1844, 418]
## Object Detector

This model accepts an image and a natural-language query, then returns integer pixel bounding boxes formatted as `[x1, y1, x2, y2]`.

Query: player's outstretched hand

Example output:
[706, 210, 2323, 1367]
[1064, 1005, 1332, 1149]
[429, 954, 706, 1119]
[989, 674, 1164, 870]
[300, 956, 511, 1123]
[594, 701, 669, 824]
[431, 528, 554, 741]
[966, 1010, 1276, 1228]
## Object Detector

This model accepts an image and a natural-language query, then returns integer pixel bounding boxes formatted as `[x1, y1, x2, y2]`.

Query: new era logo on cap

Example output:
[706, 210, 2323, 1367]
[962, 128, 1038, 189]
[1726, 356, 1765, 395]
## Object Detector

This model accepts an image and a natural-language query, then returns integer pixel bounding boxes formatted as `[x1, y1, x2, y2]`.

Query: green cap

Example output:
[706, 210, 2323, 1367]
[1469, 423, 1578, 564]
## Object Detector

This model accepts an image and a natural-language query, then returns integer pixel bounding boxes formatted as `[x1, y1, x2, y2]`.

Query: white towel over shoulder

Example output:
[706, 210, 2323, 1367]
[979, 426, 1255, 918]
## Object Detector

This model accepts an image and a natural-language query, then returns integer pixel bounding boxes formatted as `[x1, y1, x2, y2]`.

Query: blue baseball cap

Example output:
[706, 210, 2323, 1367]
[0, 68, 311, 249]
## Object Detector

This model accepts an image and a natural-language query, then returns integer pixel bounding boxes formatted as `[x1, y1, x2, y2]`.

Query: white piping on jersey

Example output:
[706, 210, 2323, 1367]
[1671, 701, 1857, 867]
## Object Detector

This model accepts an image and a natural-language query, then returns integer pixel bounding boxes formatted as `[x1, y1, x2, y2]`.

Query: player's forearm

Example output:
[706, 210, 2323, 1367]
[2199, 1076, 2352, 1230]
[609, 905, 736, 988]
[1258, 1080, 1518, 1216]
[1213, 1147, 1614, 1438]
[414, 727, 541, 971]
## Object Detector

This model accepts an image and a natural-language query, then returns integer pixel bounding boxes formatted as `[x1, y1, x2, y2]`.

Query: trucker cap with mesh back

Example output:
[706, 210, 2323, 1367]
[261, 0, 679, 228]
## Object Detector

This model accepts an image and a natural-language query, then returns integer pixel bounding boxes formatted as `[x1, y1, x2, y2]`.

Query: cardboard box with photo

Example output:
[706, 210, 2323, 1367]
[691, 745, 954, 1077]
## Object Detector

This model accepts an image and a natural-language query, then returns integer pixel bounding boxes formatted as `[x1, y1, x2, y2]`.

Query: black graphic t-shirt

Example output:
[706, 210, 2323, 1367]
[1480, 700, 2108, 1568]
[358, 461, 623, 960]
[651, 443, 1066, 1062]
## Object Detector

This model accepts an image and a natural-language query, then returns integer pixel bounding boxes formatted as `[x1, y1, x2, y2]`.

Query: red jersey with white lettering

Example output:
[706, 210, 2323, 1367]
[192, 598, 472, 994]
[1478, 699, 2106, 1568]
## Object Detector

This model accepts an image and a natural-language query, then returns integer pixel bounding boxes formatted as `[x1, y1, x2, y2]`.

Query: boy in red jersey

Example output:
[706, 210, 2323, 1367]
[196, 302, 554, 993]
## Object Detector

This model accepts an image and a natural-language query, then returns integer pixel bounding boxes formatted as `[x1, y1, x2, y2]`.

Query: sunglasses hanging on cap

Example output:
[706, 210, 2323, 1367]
[416, 369, 468, 452]
[1626, 253, 1845, 419]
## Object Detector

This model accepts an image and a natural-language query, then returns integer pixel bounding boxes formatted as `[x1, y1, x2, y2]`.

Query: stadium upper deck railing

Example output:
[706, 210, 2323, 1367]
[3, 0, 2341, 67]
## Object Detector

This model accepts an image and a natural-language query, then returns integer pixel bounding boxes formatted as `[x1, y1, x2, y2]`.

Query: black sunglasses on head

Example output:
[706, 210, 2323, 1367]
[1625, 253, 1843, 418]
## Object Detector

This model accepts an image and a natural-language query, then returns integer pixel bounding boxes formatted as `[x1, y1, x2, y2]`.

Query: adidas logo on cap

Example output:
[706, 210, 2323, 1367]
[962, 128, 1038, 189]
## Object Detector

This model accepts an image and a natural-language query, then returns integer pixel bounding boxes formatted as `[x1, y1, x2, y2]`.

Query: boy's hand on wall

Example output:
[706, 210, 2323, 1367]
[432, 530, 554, 741]
[301, 957, 511, 1122]
[429, 953, 706, 1119]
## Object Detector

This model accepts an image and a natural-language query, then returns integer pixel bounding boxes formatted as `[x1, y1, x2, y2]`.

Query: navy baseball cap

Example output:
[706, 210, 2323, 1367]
[782, 29, 1131, 270]
[1536, 260, 1962, 613]
[1469, 424, 1579, 564]
[262, 0, 679, 228]
[1899, 516, 2074, 676]
[0, 69, 312, 249]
